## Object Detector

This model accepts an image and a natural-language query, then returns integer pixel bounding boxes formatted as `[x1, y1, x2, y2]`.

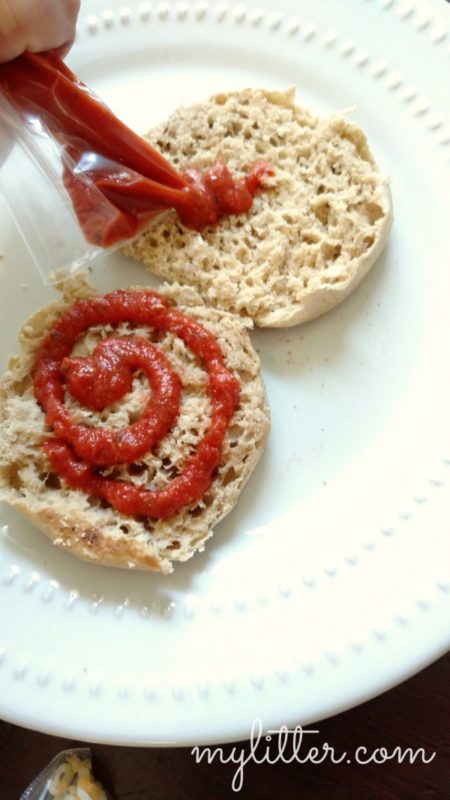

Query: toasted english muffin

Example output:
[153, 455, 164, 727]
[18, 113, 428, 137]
[123, 88, 392, 327]
[0, 274, 269, 573]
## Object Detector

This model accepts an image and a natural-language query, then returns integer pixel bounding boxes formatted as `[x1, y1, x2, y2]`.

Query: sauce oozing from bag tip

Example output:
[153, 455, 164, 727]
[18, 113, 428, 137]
[0, 51, 273, 247]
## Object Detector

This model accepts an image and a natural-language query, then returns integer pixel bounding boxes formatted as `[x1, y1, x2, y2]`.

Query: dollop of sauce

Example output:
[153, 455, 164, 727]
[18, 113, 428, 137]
[33, 290, 240, 519]
[0, 52, 273, 247]
[178, 159, 273, 231]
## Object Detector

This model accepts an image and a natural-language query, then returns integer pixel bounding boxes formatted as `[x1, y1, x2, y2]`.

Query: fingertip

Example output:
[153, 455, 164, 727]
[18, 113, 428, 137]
[52, 38, 75, 60]
[0, 37, 23, 64]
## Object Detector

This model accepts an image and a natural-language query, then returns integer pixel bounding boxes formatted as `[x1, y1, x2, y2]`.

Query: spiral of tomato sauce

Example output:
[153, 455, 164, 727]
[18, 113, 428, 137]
[33, 290, 240, 520]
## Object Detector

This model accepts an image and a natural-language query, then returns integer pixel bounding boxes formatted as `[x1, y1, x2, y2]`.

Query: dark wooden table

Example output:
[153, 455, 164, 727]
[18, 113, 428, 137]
[1, 651, 448, 799]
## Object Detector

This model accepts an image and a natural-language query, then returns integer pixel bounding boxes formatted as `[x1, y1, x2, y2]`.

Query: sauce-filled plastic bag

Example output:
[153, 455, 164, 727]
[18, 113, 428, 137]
[0, 52, 271, 284]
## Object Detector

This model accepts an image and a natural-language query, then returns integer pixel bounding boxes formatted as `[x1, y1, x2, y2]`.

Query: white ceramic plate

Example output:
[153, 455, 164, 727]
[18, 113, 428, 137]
[0, 0, 449, 745]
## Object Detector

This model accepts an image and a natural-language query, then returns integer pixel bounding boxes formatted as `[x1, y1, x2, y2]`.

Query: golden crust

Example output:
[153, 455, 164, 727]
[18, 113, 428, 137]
[7, 498, 168, 572]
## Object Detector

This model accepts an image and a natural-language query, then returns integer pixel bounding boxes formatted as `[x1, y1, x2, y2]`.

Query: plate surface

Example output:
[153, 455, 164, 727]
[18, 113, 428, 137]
[0, 0, 449, 745]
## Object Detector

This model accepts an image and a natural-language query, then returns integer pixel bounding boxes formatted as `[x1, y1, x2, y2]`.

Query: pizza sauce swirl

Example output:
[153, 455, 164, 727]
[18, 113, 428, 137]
[33, 290, 240, 520]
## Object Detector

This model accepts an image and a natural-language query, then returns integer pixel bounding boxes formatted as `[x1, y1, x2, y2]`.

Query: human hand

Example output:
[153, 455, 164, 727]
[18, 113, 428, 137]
[0, 0, 80, 63]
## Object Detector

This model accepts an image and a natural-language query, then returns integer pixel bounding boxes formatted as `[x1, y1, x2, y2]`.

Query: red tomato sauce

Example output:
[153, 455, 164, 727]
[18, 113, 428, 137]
[0, 52, 272, 246]
[33, 290, 240, 519]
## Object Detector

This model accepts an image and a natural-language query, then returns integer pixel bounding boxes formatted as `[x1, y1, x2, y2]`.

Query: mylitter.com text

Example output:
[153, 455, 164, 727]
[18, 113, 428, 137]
[191, 718, 436, 792]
